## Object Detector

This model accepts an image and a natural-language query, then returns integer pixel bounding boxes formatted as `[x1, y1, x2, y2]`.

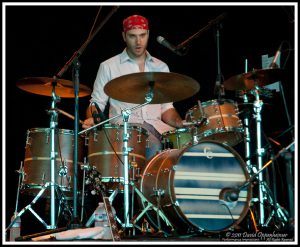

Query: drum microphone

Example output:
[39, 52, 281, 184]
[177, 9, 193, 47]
[91, 102, 105, 125]
[157, 36, 186, 56]
[219, 187, 240, 202]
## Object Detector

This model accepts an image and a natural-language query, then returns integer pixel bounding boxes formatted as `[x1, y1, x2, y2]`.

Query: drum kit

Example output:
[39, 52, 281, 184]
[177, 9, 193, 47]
[7, 68, 292, 238]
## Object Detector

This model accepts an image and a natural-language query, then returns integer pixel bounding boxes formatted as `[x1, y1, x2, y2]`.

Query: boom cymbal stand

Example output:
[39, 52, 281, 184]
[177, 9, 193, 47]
[6, 81, 66, 232]
[248, 86, 290, 229]
[79, 83, 174, 237]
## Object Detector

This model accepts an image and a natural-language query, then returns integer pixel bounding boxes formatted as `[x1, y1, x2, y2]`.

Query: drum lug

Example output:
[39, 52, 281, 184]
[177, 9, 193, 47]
[68, 176, 72, 189]
[137, 128, 142, 143]
[93, 131, 98, 142]
[84, 134, 89, 146]
[46, 130, 50, 144]
[153, 188, 165, 197]
[42, 173, 45, 185]
[25, 131, 32, 146]
[58, 160, 68, 177]
[161, 168, 170, 173]
[146, 138, 150, 148]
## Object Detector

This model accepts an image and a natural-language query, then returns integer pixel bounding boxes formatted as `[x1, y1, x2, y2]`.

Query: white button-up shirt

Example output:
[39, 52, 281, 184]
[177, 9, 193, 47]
[90, 49, 176, 134]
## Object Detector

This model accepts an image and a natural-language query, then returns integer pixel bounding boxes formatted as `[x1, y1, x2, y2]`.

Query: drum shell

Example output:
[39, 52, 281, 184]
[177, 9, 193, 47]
[23, 128, 84, 197]
[140, 141, 252, 234]
[87, 124, 149, 191]
[185, 99, 244, 146]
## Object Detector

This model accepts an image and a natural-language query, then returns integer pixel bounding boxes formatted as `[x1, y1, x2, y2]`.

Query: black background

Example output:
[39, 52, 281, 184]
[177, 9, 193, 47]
[4, 3, 296, 236]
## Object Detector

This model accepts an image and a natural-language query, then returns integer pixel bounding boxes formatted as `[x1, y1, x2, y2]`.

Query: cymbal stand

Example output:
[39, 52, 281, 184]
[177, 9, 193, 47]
[242, 92, 254, 174]
[79, 83, 174, 236]
[121, 85, 155, 234]
[8, 81, 63, 230]
[6, 90, 73, 232]
[251, 87, 290, 229]
[252, 87, 266, 225]
[242, 59, 254, 174]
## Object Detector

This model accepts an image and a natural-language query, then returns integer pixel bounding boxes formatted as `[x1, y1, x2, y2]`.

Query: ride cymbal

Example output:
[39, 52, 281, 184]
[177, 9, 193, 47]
[224, 68, 283, 91]
[17, 77, 91, 98]
[104, 72, 200, 104]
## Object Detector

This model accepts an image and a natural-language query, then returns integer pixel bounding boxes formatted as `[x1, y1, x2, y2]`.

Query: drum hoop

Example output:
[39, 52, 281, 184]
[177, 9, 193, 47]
[162, 128, 192, 136]
[88, 151, 146, 161]
[202, 99, 237, 107]
[28, 128, 74, 135]
[97, 123, 149, 136]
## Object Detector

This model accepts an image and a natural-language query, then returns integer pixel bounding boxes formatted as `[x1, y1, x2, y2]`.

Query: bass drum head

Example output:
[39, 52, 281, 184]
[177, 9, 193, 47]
[173, 141, 252, 232]
[139, 141, 252, 235]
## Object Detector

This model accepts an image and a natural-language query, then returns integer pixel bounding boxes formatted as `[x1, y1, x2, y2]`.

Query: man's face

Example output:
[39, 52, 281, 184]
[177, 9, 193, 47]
[122, 29, 149, 58]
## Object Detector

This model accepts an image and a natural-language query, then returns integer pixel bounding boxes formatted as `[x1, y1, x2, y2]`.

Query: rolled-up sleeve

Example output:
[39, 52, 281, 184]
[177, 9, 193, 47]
[90, 63, 110, 111]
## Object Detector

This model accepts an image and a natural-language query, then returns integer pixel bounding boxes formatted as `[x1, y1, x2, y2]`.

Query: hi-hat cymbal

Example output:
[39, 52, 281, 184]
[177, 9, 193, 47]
[104, 72, 200, 104]
[16, 77, 91, 98]
[224, 68, 283, 91]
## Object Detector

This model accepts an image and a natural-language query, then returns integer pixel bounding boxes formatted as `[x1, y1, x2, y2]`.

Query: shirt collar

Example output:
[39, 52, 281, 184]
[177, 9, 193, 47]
[120, 48, 154, 64]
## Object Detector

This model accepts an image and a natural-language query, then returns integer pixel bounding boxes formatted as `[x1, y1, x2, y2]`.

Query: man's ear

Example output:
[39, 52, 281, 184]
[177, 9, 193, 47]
[122, 32, 126, 42]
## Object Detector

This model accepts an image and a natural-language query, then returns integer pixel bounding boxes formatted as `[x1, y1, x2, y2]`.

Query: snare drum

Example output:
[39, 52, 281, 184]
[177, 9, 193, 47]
[22, 128, 84, 197]
[86, 124, 149, 192]
[161, 128, 196, 149]
[185, 99, 244, 146]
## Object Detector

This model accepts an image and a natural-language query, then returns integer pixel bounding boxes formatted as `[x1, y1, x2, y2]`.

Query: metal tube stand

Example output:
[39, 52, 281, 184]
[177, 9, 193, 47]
[121, 108, 133, 232]
[242, 93, 253, 174]
[252, 88, 265, 225]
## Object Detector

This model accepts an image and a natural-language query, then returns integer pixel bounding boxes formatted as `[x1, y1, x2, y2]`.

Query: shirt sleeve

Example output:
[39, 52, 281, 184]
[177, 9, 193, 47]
[161, 102, 175, 114]
[89, 62, 110, 111]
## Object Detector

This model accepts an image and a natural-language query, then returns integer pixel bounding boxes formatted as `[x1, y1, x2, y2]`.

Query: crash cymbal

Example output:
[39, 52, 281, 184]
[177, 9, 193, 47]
[16, 77, 91, 98]
[224, 68, 283, 91]
[104, 72, 200, 104]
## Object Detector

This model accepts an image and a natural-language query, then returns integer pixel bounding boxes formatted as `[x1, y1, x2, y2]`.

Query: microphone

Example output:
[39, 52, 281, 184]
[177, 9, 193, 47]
[219, 187, 240, 202]
[157, 36, 185, 56]
[91, 102, 105, 125]
[269, 43, 282, 69]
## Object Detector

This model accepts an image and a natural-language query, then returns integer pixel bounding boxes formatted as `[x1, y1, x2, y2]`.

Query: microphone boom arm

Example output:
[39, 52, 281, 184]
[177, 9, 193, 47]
[239, 141, 295, 191]
[176, 12, 227, 50]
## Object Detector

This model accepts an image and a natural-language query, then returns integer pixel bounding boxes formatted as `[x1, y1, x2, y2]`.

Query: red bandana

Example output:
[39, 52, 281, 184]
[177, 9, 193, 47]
[123, 15, 149, 33]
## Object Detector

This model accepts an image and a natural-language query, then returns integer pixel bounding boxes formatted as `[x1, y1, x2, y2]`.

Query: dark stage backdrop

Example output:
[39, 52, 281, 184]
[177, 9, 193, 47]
[4, 3, 296, 236]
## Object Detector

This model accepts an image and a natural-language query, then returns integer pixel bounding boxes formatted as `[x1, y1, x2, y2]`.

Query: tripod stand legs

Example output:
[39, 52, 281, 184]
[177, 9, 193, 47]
[6, 183, 72, 233]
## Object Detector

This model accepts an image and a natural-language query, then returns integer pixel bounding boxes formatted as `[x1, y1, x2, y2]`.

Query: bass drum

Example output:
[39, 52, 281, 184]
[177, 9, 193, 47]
[139, 141, 251, 235]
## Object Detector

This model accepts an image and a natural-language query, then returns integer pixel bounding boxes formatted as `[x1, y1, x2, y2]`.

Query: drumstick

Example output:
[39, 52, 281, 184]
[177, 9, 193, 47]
[49, 108, 84, 124]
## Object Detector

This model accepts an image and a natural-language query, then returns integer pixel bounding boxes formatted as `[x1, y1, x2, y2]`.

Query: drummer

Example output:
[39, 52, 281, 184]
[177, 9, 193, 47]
[82, 14, 183, 159]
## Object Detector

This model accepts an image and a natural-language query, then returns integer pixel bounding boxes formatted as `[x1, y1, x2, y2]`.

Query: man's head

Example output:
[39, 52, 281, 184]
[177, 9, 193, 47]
[122, 15, 149, 59]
